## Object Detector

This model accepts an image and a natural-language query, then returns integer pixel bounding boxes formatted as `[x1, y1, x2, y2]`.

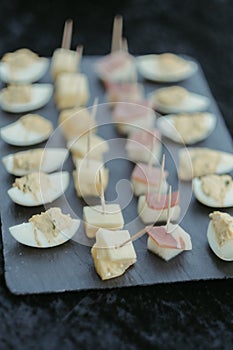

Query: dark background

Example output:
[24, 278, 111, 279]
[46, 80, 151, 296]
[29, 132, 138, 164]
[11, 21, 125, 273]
[1, 0, 233, 349]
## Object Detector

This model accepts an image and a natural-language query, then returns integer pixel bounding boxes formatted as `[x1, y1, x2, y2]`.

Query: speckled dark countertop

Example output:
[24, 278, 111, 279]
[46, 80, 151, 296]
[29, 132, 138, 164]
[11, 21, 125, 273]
[0, 0, 233, 349]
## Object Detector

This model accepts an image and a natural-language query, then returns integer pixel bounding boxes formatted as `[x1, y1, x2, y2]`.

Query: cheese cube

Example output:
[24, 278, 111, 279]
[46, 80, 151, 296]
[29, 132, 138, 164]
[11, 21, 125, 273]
[91, 228, 137, 280]
[73, 159, 109, 197]
[51, 48, 81, 80]
[67, 134, 109, 164]
[83, 204, 124, 238]
[55, 73, 90, 110]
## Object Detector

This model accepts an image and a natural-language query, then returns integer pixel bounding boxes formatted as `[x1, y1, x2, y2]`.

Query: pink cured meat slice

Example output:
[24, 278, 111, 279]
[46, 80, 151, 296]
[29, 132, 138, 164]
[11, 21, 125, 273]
[97, 51, 132, 74]
[146, 191, 179, 210]
[129, 129, 161, 149]
[132, 163, 168, 185]
[148, 226, 185, 249]
[113, 101, 151, 122]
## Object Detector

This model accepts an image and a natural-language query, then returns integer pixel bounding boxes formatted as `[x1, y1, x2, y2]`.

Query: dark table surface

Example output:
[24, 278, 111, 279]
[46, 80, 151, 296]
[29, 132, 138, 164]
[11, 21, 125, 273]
[0, 0, 233, 349]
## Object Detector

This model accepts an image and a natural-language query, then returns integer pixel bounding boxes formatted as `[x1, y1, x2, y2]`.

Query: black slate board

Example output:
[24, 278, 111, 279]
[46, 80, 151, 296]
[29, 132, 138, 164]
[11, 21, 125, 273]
[0, 56, 233, 295]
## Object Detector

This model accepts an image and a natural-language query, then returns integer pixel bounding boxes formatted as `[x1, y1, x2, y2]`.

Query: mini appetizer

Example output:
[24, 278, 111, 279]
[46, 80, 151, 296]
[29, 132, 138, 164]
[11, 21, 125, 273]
[207, 211, 233, 261]
[73, 158, 109, 197]
[8, 171, 69, 206]
[54, 73, 90, 110]
[51, 48, 81, 80]
[157, 112, 216, 145]
[0, 48, 49, 83]
[95, 51, 137, 84]
[126, 129, 161, 164]
[91, 228, 137, 280]
[178, 147, 233, 181]
[137, 53, 198, 82]
[9, 207, 80, 248]
[147, 224, 192, 261]
[105, 82, 144, 105]
[193, 174, 233, 208]
[2, 148, 68, 176]
[112, 101, 155, 135]
[83, 203, 124, 238]
[0, 83, 53, 113]
[58, 106, 96, 141]
[0, 114, 53, 146]
[131, 162, 168, 196]
[138, 191, 180, 224]
[149, 86, 209, 114]
[67, 133, 109, 164]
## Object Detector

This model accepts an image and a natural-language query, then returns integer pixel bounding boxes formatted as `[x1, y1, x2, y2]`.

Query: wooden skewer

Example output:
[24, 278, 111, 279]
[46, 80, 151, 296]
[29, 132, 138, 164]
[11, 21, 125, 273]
[99, 169, 106, 214]
[61, 19, 73, 50]
[111, 15, 123, 53]
[117, 225, 154, 249]
[157, 154, 165, 202]
[121, 37, 128, 52]
[76, 45, 83, 59]
[166, 185, 172, 232]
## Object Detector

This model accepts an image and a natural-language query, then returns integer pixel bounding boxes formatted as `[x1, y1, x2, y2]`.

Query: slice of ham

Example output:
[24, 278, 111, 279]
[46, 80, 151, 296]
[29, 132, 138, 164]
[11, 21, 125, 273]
[128, 129, 161, 149]
[113, 101, 151, 122]
[132, 163, 168, 185]
[96, 51, 132, 74]
[106, 82, 143, 103]
[148, 226, 185, 249]
[146, 191, 179, 210]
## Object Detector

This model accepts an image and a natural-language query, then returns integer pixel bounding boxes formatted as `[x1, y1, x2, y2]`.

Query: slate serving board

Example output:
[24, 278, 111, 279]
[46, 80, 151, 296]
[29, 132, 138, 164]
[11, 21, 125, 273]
[0, 56, 233, 295]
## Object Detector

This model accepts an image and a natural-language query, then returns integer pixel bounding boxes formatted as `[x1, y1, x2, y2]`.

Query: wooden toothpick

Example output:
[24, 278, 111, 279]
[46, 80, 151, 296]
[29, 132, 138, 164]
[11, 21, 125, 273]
[111, 15, 123, 53]
[121, 37, 128, 53]
[157, 154, 165, 202]
[76, 45, 83, 59]
[117, 225, 153, 249]
[166, 185, 172, 232]
[99, 169, 106, 214]
[61, 19, 73, 50]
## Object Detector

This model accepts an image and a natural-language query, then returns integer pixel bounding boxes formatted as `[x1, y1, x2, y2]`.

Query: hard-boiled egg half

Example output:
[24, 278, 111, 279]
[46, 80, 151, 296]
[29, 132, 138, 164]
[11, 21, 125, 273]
[193, 174, 233, 208]
[178, 147, 233, 181]
[9, 207, 80, 248]
[207, 211, 233, 261]
[2, 148, 68, 176]
[8, 171, 69, 206]
[0, 83, 53, 113]
[0, 114, 53, 146]
[149, 86, 209, 114]
[157, 112, 216, 145]
[137, 53, 198, 82]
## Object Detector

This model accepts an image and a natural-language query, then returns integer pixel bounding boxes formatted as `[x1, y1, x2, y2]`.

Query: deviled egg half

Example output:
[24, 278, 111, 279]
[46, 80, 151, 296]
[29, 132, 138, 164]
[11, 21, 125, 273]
[149, 86, 209, 114]
[0, 114, 53, 146]
[2, 148, 68, 176]
[8, 171, 69, 206]
[9, 207, 80, 248]
[193, 174, 233, 208]
[157, 112, 216, 145]
[137, 53, 198, 83]
[207, 211, 233, 261]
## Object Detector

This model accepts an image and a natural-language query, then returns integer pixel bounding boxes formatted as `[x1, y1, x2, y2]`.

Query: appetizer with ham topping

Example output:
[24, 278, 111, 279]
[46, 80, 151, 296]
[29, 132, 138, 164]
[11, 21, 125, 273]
[207, 211, 233, 261]
[138, 191, 180, 224]
[54, 73, 90, 110]
[193, 174, 233, 208]
[126, 128, 161, 164]
[105, 81, 144, 105]
[8, 171, 69, 206]
[91, 228, 137, 280]
[2, 148, 68, 176]
[131, 162, 168, 196]
[178, 147, 233, 181]
[9, 207, 80, 248]
[137, 53, 198, 82]
[149, 85, 209, 114]
[0, 113, 53, 146]
[157, 112, 216, 145]
[0, 48, 49, 84]
[112, 101, 155, 135]
[147, 224, 192, 261]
